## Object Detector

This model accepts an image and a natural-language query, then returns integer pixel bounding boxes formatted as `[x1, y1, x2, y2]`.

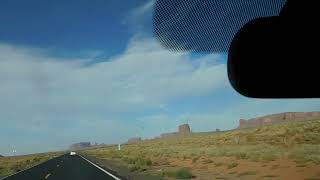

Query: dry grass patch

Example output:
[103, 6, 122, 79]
[81, 119, 320, 179]
[237, 171, 257, 176]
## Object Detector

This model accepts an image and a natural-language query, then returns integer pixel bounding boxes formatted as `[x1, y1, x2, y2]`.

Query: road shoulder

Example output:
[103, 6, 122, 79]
[79, 154, 163, 180]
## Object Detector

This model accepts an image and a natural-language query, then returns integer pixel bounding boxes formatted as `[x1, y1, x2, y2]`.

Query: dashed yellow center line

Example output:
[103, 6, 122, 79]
[45, 173, 51, 179]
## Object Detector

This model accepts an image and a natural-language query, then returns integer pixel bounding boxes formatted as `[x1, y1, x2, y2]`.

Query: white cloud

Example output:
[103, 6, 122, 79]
[0, 37, 227, 154]
[123, 0, 155, 22]
[134, 0, 155, 16]
[0, 38, 227, 113]
[121, 0, 156, 33]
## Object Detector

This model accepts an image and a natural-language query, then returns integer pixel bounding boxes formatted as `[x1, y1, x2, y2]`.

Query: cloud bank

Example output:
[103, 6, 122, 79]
[0, 37, 227, 155]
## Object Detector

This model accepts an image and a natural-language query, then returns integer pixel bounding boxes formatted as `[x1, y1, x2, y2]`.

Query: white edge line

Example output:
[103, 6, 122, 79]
[0, 155, 61, 180]
[79, 155, 121, 180]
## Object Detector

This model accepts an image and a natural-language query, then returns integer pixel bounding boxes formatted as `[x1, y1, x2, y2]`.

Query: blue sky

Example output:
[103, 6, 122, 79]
[0, 0, 319, 156]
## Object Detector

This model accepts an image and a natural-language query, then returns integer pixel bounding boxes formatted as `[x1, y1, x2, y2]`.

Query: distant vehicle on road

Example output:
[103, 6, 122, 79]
[70, 151, 76, 156]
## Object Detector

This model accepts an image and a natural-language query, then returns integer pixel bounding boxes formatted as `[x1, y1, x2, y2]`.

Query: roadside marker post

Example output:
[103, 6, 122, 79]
[118, 144, 121, 151]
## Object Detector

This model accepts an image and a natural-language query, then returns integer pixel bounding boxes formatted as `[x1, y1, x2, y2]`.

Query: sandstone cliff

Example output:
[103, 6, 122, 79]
[239, 112, 320, 128]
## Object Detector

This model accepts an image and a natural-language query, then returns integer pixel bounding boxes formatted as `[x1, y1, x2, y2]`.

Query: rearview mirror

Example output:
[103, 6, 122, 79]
[228, 0, 319, 98]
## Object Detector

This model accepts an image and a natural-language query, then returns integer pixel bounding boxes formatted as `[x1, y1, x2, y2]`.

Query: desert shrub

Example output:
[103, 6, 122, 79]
[11, 164, 24, 172]
[111, 153, 122, 159]
[182, 155, 188, 160]
[123, 156, 152, 171]
[260, 153, 277, 162]
[0, 166, 6, 174]
[235, 152, 249, 159]
[32, 157, 41, 162]
[145, 159, 152, 166]
[166, 168, 193, 179]
[192, 156, 200, 163]
[227, 162, 238, 169]
[238, 171, 256, 176]
[128, 164, 144, 172]
[125, 157, 136, 164]
[238, 171, 257, 177]
[202, 159, 213, 164]
[135, 157, 152, 166]
[289, 145, 320, 164]
[214, 162, 223, 167]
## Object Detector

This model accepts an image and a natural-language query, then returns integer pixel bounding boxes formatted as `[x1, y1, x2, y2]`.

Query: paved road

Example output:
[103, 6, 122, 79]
[1, 154, 121, 180]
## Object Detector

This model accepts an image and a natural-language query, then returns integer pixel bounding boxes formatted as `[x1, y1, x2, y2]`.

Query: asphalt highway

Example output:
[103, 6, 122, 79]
[1, 154, 121, 180]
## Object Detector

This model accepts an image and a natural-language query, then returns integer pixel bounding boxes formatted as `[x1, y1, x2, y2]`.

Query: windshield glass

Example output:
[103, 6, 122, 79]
[1, 1, 319, 180]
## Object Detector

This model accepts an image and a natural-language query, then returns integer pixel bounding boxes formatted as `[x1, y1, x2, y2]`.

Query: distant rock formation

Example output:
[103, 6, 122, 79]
[69, 142, 91, 150]
[239, 112, 320, 128]
[179, 124, 191, 134]
[128, 137, 141, 143]
[159, 124, 192, 138]
[0, 154, 3, 157]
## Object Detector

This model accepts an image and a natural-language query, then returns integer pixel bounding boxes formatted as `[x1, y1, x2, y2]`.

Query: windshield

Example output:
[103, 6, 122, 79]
[1, 1, 319, 180]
